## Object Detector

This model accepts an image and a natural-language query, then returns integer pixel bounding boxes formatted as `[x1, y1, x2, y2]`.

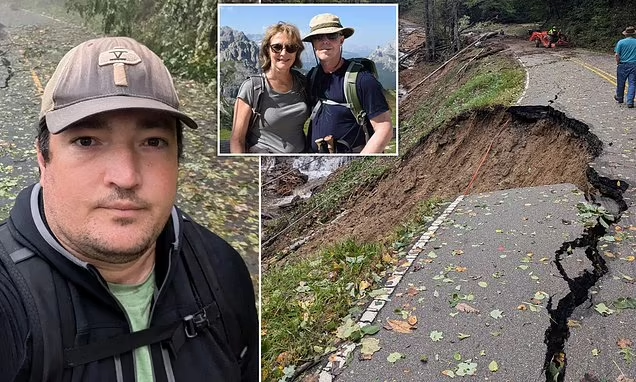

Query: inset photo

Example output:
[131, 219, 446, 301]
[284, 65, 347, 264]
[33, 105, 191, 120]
[217, 4, 398, 156]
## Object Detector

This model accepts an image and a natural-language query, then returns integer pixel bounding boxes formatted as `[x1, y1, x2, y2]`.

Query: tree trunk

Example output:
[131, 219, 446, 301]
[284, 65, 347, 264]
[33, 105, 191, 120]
[424, 0, 433, 60]
[452, 0, 460, 52]
[429, 0, 436, 59]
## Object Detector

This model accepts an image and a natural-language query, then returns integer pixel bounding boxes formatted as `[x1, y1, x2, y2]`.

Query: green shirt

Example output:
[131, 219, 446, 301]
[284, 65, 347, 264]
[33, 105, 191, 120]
[108, 272, 156, 382]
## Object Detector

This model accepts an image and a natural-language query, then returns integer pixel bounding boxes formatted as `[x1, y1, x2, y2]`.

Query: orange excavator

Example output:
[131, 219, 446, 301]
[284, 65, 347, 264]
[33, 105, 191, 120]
[529, 30, 570, 48]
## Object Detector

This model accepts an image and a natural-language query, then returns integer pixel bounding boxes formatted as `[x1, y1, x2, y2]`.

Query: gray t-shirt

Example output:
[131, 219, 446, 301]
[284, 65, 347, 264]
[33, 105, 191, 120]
[237, 72, 309, 153]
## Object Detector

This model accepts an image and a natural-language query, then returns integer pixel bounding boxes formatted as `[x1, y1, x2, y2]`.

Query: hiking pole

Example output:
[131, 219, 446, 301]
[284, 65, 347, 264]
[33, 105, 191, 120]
[315, 138, 327, 153]
[325, 135, 335, 153]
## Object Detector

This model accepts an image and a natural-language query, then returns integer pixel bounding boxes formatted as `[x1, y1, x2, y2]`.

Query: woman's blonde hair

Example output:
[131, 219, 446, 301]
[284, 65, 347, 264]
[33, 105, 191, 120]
[259, 22, 304, 71]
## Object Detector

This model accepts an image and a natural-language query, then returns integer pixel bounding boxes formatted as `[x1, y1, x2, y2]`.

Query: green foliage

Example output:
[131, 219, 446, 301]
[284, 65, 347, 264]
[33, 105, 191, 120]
[308, 157, 391, 219]
[402, 55, 524, 156]
[65, 0, 143, 35]
[465, 0, 518, 22]
[444, 66, 524, 113]
[65, 0, 216, 86]
[576, 202, 614, 229]
[261, 239, 383, 382]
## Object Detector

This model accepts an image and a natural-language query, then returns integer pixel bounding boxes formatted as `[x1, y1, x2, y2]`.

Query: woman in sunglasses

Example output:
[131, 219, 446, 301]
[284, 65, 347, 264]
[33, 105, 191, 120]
[230, 22, 309, 153]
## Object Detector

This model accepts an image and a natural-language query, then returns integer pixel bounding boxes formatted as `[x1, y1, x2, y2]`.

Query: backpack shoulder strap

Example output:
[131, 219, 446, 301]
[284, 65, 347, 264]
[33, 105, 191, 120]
[290, 69, 307, 102]
[344, 60, 373, 143]
[343, 60, 366, 126]
[180, 222, 247, 364]
[307, 66, 318, 100]
[0, 223, 62, 382]
[248, 74, 265, 126]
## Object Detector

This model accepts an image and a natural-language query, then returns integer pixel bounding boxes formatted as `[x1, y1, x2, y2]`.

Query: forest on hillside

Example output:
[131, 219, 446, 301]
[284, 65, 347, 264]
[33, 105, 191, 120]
[256, 0, 634, 56]
[26, 0, 636, 89]
[400, 0, 635, 59]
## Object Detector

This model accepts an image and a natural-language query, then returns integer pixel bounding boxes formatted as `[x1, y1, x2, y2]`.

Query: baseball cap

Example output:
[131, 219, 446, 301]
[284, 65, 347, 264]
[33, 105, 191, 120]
[40, 36, 198, 133]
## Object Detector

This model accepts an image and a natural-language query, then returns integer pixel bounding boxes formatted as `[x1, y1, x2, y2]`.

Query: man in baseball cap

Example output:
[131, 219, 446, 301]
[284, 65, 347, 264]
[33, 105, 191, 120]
[614, 26, 636, 108]
[0, 37, 258, 381]
[303, 13, 393, 154]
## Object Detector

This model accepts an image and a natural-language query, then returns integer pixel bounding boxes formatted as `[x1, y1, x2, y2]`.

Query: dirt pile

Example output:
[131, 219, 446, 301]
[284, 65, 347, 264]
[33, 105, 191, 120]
[271, 105, 601, 259]
[263, 30, 602, 263]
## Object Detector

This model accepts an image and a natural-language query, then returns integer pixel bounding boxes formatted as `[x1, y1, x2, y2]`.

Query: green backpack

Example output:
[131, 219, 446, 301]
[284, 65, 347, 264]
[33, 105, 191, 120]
[307, 58, 381, 144]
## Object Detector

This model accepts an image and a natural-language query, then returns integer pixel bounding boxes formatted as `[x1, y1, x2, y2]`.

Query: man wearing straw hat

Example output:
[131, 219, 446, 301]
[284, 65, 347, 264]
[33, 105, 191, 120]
[614, 26, 636, 108]
[303, 13, 393, 154]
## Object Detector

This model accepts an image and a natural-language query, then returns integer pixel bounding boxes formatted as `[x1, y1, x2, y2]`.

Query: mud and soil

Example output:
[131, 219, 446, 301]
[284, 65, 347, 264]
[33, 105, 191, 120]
[264, 34, 602, 263]
[272, 105, 599, 259]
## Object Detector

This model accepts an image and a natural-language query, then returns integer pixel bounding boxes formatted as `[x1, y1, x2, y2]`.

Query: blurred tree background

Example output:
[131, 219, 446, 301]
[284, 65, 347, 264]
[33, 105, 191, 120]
[399, 0, 636, 60]
[64, 0, 217, 91]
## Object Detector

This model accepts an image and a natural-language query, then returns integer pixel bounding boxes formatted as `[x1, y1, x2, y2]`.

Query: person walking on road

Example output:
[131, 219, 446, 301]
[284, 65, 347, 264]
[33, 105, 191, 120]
[614, 26, 636, 108]
[0, 36, 258, 381]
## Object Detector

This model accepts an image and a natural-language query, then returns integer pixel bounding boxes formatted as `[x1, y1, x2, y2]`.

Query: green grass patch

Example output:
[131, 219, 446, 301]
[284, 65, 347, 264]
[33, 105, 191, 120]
[262, 239, 385, 381]
[219, 126, 232, 142]
[401, 55, 525, 156]
[388, 198, 444, 249]
[444, 66, 525, 114]
[262, 197, 445, 381]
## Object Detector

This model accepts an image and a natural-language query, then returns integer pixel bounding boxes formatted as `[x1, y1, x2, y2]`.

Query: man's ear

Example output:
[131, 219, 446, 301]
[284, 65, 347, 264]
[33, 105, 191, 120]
[35, 139, 46, 177]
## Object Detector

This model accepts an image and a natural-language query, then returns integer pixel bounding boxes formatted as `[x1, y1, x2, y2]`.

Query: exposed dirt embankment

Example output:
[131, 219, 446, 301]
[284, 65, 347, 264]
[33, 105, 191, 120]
[272, 105, 601, 259]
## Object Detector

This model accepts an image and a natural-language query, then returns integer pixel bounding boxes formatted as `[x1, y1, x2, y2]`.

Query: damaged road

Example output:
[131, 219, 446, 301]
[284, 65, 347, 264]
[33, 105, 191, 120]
[309, 41, 636, 381]
[322, 180, 635, 382]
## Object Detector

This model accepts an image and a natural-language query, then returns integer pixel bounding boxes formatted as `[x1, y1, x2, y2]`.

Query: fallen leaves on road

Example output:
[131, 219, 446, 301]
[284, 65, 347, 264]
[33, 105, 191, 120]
[594, 303, 615, 316]
[386, 319, 416, 334]
[456, 361, 477, 376]
[387, 352, 403, 363]
[488, 360, 499, 372]
[430, 330, 444, 342]
[489, 309, 504, 319]
[442, 369, 455, 378]
[456, 303, 480, 314]
[615, 297, 636, 310]
[618, 338, 633, 349]
[360, 337, 381, 359]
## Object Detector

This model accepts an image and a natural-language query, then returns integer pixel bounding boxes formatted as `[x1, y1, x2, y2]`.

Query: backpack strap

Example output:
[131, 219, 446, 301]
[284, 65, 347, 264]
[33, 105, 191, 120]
[180, 225, 247, 364]
[247, 74, 265, 130]
[308, 62, 373, 146]
[343, 61, 371, 143]
[0, 224, 50, 382]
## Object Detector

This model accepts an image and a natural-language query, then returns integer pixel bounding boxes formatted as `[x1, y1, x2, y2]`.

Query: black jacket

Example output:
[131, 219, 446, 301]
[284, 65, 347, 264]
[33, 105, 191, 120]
[0, 184, 258, 382]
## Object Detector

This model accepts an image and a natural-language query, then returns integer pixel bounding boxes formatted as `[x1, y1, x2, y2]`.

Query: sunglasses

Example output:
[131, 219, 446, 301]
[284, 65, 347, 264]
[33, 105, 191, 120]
[311, 33, 341, 42]
[269, 43, 299, 54]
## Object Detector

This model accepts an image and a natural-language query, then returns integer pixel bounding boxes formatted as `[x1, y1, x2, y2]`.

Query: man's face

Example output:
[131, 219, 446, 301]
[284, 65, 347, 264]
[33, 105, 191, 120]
[38, 109, 179, 265]
[311, 33, 344, 63]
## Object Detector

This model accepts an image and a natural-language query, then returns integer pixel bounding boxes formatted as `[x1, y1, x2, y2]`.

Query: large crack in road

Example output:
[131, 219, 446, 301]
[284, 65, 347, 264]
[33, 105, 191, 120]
[542, 139, 629, 380]
[0, 54, 13, 88]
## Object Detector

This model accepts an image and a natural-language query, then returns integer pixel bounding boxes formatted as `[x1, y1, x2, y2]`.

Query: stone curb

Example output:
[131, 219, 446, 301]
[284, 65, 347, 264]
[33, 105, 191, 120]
[317, 194, 466, 382]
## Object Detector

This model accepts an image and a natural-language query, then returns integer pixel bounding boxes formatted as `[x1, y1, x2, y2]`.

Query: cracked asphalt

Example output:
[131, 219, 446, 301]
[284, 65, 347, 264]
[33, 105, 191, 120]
[321, 45, 636, 381]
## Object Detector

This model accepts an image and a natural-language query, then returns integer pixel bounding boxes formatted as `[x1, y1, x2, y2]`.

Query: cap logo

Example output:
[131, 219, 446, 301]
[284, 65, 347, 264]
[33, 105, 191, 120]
[98, 48, 142, 87]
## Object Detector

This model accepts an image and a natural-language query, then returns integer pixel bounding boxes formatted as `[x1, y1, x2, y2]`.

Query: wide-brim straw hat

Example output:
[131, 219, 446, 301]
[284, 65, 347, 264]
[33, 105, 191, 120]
[623, 26, 635, 36]
[302, 13, 355, 42]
